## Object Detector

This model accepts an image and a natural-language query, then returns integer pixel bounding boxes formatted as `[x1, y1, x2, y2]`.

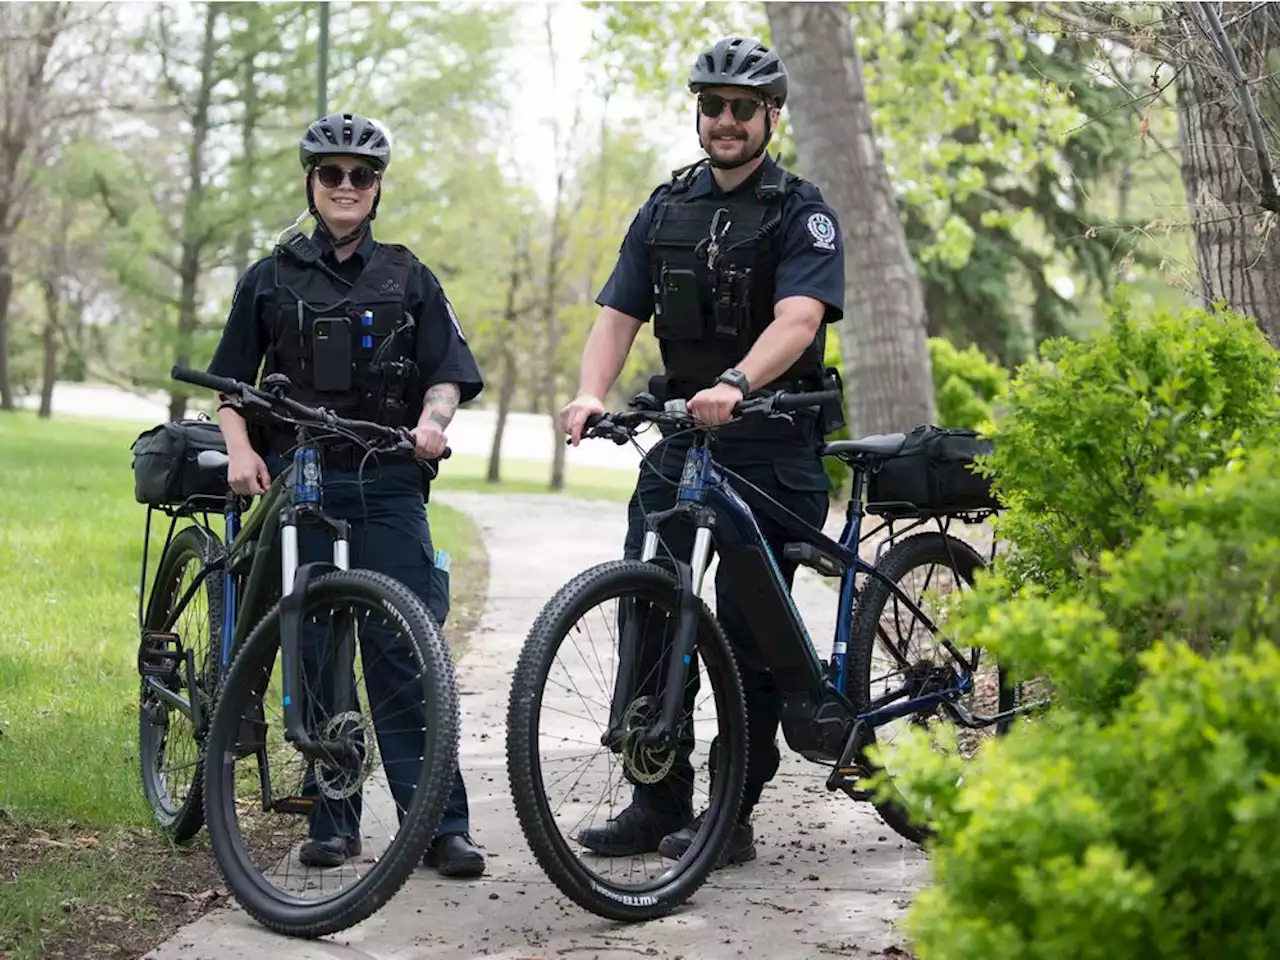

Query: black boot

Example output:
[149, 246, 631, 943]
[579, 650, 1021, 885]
[576, 805, 689, 856]
[657, 810, 756, 867]
[299, 835, 362, 868]
[424, 832, 485, 878]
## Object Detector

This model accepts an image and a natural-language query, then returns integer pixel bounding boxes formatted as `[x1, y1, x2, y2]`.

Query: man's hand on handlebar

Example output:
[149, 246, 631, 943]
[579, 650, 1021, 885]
[688, 382, 744, 427]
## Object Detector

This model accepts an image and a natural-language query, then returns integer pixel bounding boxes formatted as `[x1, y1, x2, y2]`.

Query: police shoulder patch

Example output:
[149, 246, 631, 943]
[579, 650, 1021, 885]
[444, 297, 466, 342]
[806, 211, 838, 252]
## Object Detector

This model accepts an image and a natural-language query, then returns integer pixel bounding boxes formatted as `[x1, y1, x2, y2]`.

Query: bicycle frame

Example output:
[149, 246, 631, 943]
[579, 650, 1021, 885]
[619, 430, 986, 765]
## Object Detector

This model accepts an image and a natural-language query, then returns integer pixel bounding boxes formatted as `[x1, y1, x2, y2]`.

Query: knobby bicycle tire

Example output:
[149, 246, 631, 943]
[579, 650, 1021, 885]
[202, 568, 459, 939]
[507, 559, 748, 922]
[847, 532, 1011, 844]
[139, 524, 224, 844]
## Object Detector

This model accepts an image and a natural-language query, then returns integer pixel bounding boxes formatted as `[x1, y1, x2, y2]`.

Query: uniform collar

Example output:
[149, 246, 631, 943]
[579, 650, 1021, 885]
[686, 153, 776, 200]
[312, 224, 377, 267]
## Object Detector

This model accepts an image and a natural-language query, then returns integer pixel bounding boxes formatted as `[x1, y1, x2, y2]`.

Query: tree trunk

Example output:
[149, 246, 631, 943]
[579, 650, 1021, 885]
[39, 278, 58, 418]
[0, 4, 65, 411]
[232, 11, 259, 278]
[0, 256, 12, 411]
[486, 344, 517, 483]
[1175, 9, 1280, 344]
[168, 2, 219, 422]
[764, 1, 935, 437]
[487, 235, 529, 484]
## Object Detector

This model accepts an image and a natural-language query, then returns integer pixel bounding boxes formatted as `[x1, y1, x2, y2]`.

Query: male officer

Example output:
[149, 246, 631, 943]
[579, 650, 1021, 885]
[206, 112, 486, 878]
[559, 37, 846, 866]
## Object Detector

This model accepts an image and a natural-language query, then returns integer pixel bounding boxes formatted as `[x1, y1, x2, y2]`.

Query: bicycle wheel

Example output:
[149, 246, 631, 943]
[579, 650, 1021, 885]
[202, 568, 459, 938]
[507, 559, 747, 922]
[138, 523, 224, 843]
[847, 532, 1013, 844]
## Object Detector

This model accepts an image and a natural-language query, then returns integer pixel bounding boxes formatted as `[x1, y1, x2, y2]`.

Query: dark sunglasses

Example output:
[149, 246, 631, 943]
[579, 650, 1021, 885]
[314, 164, 380, 190]
[698, 93, 764, 122]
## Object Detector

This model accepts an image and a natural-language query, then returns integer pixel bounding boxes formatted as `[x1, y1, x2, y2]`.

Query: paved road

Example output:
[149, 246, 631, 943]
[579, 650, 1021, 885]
[143, 492, 927, 960]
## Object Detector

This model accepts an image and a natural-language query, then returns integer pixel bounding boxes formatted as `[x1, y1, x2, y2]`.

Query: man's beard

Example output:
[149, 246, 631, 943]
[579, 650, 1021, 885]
[700, 131, 757, 169]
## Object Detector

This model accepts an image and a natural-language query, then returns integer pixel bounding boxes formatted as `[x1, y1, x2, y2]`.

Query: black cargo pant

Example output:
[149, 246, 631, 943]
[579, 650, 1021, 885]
[619, 427, 830, 822]
[268, 456, 470, 844]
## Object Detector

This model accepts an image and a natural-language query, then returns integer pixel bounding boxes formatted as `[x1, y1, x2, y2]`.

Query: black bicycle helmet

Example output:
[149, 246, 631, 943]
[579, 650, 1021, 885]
[299, 112, 392, 171]
[688, 37, 788, 107]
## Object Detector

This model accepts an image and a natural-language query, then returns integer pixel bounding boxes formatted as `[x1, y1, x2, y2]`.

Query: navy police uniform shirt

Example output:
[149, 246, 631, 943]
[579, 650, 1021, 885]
[596, 154, 846, 326]
[208, 227, 484, 405]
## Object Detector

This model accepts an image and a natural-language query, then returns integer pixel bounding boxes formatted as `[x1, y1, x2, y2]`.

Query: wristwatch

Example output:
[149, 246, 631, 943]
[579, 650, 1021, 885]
[716, 368, 750, 395]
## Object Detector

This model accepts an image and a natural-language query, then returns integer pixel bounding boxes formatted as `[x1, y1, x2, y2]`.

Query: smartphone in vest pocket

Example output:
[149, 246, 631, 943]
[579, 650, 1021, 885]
[656, 265, 702, 340]
[312, 316, 353, 392]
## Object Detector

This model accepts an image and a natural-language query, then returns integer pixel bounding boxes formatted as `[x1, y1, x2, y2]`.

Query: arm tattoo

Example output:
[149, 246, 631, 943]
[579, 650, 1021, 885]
[424, 382, 460, 429]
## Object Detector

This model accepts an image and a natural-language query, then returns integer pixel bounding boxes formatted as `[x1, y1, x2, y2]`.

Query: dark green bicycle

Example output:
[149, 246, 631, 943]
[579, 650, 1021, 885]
[133, 365, 460, 937]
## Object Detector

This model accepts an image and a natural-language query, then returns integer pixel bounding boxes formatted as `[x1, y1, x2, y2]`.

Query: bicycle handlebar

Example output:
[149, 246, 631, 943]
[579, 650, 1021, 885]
[171, 365, 451, 460]
[582, 386, 844, 445]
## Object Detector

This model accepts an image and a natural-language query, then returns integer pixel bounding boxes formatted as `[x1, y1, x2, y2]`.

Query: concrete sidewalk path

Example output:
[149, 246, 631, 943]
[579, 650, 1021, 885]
[145, 492, 927, 960]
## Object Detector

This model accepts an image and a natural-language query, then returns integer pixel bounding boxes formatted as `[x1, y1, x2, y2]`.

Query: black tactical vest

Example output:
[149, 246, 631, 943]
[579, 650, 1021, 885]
[645, 160, 826, 397]
[263, 237, 419, 443]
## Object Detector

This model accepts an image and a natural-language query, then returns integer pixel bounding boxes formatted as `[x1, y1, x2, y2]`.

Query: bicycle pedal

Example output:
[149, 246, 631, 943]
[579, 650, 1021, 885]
[138, 631, 183, 680]
[271, 796, 316, 816]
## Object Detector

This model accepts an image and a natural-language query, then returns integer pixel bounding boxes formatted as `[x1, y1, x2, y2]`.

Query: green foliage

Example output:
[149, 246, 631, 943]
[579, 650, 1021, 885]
[900, 641, 1280, 960]
[980, 295, 1280, 595]
[929, 337, 1008, 431]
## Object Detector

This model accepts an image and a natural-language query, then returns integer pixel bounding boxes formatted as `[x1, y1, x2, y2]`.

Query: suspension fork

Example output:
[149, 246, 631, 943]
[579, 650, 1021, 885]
[603, 510, 714, 751]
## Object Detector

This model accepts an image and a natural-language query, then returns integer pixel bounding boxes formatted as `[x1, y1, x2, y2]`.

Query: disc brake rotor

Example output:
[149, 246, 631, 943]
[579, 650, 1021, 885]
[620, 696, 677, 785]
[315, 710, 377, 800]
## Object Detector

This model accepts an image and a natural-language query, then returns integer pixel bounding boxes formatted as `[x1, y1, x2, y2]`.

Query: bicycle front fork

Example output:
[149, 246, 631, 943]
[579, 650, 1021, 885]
[278, 505, 357, 767]
[604, 517, 714, 751]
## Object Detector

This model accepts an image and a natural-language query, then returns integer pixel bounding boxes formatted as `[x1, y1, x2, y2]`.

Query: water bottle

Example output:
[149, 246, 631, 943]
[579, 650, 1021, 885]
[361, 309, 374, 350]
[293, 446, 322, 506]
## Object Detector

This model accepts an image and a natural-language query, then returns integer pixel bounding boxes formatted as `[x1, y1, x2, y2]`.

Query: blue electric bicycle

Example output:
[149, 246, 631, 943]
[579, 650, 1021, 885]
[506, 385, 1034, 922]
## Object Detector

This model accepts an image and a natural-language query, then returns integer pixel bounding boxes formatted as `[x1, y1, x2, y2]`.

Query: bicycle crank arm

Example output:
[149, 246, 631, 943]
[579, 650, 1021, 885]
[825, 718, 874, 801]
[142, 676, 191, 720]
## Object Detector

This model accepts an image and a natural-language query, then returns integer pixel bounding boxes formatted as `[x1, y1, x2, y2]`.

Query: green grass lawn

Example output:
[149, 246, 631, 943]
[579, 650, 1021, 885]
[0, 411, 501, 959]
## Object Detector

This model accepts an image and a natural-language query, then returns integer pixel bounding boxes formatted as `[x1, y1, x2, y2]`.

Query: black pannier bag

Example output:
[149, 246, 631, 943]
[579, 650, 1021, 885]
[865, 425, 1000, 518]
[130, 418, 229, 507]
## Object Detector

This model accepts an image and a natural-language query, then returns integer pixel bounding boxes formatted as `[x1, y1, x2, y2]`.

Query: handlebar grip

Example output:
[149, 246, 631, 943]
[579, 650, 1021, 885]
[773, 389, 843, 412]
[171, 364, 240, 395]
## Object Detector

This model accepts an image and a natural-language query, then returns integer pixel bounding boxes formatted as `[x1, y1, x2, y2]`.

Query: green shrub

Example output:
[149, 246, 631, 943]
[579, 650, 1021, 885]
[929, 336, 1008, 431]
[902, 642, 1280, 960]
[980, 296, 1280, 594]
[954, 440, 1280, 718]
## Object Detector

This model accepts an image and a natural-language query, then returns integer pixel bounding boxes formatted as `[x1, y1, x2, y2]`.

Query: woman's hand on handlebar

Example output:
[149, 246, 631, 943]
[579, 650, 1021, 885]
[410, 422, 448, 460]
[228, 448, 271, 496]
[560, 393, 606, 447]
